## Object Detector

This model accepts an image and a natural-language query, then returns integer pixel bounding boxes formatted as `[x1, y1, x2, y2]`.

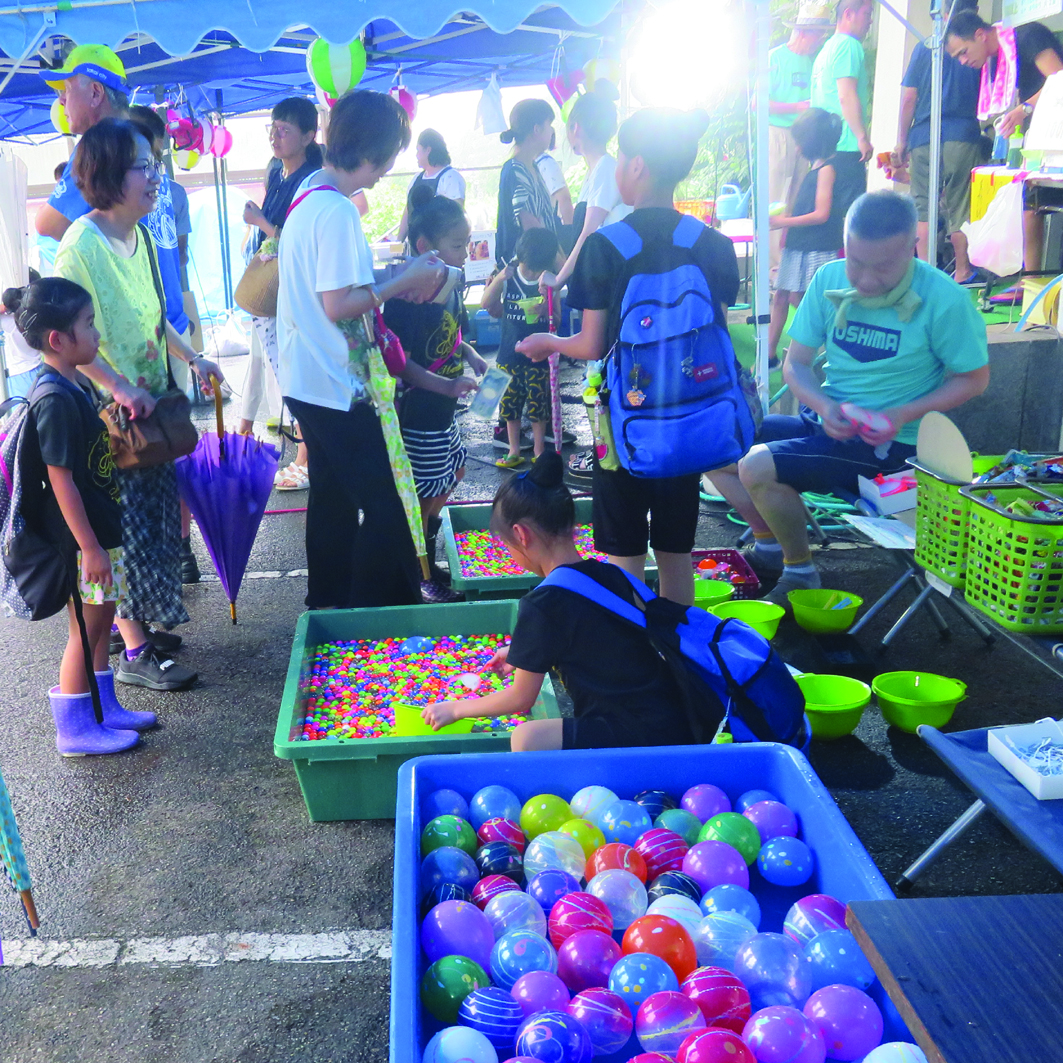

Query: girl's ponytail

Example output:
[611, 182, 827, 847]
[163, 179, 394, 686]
[8, 277, 92, 352]
[490, 450, 575, 539]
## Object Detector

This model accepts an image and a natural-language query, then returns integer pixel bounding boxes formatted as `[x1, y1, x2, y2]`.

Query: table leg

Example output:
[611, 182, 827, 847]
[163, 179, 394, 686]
[850, 568, 916, 636]
[881, 583, 938, 647]
[914, 576, 952, 636]
[895, 799, 988, 891]
[942, 593, 997, 645]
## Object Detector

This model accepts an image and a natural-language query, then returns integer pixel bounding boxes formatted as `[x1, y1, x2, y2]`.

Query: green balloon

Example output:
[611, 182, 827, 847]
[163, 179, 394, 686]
[419, 954, 489, 1023]
[421, 815, 477, 857]
[698, 811, 761, 864]
[655, 807, 702, 846]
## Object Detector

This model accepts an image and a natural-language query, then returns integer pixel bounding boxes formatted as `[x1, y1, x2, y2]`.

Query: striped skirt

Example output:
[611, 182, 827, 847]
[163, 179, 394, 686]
[401, 421, 467, 499]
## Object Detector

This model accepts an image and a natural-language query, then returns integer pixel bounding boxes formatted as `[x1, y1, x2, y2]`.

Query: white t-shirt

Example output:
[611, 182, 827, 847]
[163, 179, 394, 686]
[577, 154, 633, 227]
[407, 167, 466, 202]
[277, 173, 376, 411]
[535, 153, 567, 196]
[1, 314, 41, 376]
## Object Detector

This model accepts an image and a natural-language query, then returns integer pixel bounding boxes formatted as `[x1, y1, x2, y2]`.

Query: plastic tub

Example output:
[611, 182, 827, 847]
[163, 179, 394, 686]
[789, 589, 863, 633]
[391, 744, 903, 1061]
[710, 599, 785, 639]
[694, 579, 735, 608]
[692, 548, 761, 600]
[795, 674, 872, 740]
[872, 671, 967, 733]
[273, 603, 560, 820]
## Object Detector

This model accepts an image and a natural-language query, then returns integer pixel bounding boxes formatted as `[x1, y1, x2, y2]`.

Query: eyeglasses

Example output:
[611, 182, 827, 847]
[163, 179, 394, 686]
[266, 123, 298, 139]
[128, 160, 164, 178]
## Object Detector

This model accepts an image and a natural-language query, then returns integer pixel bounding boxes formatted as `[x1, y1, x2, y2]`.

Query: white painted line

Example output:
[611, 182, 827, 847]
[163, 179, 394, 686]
[1, 929, 391, 969]
[196, 569, 308, 583]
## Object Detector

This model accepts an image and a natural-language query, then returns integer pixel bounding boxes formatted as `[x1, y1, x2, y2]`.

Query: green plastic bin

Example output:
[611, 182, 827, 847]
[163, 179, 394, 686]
[441, 498, 658, 599]
[274, 602, 560, 821]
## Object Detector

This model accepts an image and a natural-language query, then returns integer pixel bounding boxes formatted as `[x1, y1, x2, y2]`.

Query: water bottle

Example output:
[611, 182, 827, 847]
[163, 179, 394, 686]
[1007, 131, 1025, 169]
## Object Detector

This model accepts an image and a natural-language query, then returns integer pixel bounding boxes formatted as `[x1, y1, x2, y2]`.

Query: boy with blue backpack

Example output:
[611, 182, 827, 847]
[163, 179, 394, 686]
[517, 107, 753, 605]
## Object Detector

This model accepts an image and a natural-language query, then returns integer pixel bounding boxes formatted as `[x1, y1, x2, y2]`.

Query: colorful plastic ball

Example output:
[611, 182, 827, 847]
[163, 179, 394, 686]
[655, 808, 702, 846]
[742, 1005, 825, 1063]
[305, 36, 367, 97]
[390, 83, 419, 121]
[692, 911, 758, 971]
[682, 841, 749, 892]
[510, 970, 571, 1017]
[598, 800, 654, 846]
[173, 148, 200, 171]
[527, 869, 581, 912]
[635, 990, 706, 1055]
[569, 785, 619, 827]
[633, 789, 679, 820]
[734, 933, 812, 1011]
[635, 828, 689, 880]
[423, 882, 473, 915]
[559, 818, 607, 858]
[521, 794, 573, 840]
[680, 965, 751, 1032]
[515, 1010, 593, 1063]
[548, 891, 613, 948]
[648, 870, 703, 906]
[50, 97, 71, 135]
[479, 818, 527, 853]
[698, 813, 761, 865]
[566, 988, 633, 1056]
[623, 914, 698, 981]
[423, 1025, 499, 1063]
[783, 895, 847, 947]
[557, 928, 622, 992]
[678, 1028, 756, 1063]
[586, 868, 648, 931]
[699, 883, 761, 928]
[803, 985, 883, 1061]
[423, 815, 479, 857]
[609, 951, 680, 1002]
[647, 894, 704, 936]
[491, 929, 558, 991]
[586, 842, 648, 884]
[485, 890, 549, 940]
[422, 900, 496, 971]
[735, 789, 778, 813]
[681, 784, 731, 821]
[743, 800, 799, 841]
[421, 954, 491, 1023]
[861, 1043, 928, 1063]
[474, 875, 522, 911]
[422, 846, 480, 899]
[459, 987, 526, 1052]
[757, 838, 814, 887]
[524, 831, 587, 882]
[804, 930, 876, 991]
[477, 841, 524, 882]
[426, 788, 470, 821]
[471, 785, 523, 830]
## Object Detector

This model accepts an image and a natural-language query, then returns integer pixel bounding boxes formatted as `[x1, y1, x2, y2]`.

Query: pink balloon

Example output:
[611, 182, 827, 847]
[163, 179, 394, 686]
[682, 841, 749, 892]
[743, 1005, 825, 1063]
[210, 126, 233, 158]
[803, 985, 883, 1061]
[743, 801, 799, 841]
[510, 969, 570, 1016]
[556, 928, 621, 993]
[390, 85, 417, 120]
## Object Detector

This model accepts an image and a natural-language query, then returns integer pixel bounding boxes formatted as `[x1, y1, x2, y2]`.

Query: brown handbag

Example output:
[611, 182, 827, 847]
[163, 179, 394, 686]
[100, 389, 199, 469]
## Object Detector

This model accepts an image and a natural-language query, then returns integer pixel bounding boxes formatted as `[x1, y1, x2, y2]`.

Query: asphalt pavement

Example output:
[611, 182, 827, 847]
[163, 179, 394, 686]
[0, 352, 1059, 1062]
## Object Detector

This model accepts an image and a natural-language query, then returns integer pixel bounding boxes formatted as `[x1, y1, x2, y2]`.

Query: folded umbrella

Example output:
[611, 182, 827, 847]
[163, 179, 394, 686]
[547, 288, 563, 453]
[0, 762, 38, 936]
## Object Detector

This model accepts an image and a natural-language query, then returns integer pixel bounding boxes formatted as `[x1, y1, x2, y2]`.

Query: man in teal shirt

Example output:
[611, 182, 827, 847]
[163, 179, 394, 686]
[706, 192, 989, 603]
[810, 0, 874, 219]
[769, 2, 832, 271]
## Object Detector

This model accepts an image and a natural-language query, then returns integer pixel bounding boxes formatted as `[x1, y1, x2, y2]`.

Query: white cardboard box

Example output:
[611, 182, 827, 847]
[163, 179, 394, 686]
[858, 473, 918, 516]
[987, 718, 1063, 800]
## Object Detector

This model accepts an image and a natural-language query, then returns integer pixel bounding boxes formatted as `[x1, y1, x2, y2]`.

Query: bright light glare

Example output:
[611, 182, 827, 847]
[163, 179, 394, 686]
[630, 0, 748, 108]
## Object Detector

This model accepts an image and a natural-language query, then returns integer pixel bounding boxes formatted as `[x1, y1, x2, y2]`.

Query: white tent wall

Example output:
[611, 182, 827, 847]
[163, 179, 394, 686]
[0, 147, 29, 400]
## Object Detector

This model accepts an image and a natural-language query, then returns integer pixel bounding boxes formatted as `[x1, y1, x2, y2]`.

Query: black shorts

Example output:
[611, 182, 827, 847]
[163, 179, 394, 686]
[591, 462, 700, 557]
[562, 712, 696, 749]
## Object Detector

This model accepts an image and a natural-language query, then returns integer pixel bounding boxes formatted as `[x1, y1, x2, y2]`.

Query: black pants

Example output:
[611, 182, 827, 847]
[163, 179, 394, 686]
[832, 151, 868, 220]
[286, 397, 421, 610]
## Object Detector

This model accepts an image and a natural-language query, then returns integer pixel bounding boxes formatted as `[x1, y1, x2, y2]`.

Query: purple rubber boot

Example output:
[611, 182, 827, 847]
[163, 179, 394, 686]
[48, 687, 141, 757]
[95, 669, 157, 731]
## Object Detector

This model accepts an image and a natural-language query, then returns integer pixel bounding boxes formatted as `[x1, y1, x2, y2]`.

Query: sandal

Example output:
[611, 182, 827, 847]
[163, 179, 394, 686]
[495, 454, 525, 469]
[274, 462, 309, 491]
[568, 450, 594, 478]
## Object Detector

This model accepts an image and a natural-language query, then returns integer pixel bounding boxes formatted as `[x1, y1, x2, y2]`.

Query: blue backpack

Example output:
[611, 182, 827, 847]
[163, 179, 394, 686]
[539, 564, 807, 747]
[598, 215, 755, 478]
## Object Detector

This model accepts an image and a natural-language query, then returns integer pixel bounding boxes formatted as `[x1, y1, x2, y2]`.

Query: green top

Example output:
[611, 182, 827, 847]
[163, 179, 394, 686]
[55, 218, 169, 397]
[810, 31, 869, 153]
[770, 44, 814, 128]
[788, 258, 989, 445]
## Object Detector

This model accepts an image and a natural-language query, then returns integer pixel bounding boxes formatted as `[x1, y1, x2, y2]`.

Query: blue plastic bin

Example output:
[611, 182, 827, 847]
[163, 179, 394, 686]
[390, 743, 907, 1062]
[473, 309, 500, 350]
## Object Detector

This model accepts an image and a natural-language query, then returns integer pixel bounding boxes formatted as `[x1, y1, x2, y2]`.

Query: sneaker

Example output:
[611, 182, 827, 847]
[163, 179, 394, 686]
[762, 567, 822, 607]
[568, 449, 594, 479]
[544, 428, 577, 446]
[116, 645, 198, 691]
[493, 426, 533, 451]
[496, 454, 525, 469]
[421, 579, 465, 604]
[180, 536, 200, 584]
[740, 542, 784, 577]
[109, 627, 184, 656]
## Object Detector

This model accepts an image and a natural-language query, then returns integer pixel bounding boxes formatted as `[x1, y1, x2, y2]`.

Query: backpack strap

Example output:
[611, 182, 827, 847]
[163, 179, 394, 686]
[538, 565, 649, 628]
[672, 213, 705, 249]
[598, 220, 643, 260]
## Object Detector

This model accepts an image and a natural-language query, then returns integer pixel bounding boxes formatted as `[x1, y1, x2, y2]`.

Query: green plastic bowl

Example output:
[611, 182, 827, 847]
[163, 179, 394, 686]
[710, 600, 785, 640]
[789, 588, 863, 633]
[694, 580, 736, 607]
[392, 703, 475, 737]
[795, 674, 872, 740]
[872, 671, 967, 733]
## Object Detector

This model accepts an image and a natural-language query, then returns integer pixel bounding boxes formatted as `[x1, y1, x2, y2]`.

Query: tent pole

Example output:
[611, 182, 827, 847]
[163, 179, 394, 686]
[215, 91, 234, 310]
[753, 0, 771, 413]
[928, 0, 943, 268]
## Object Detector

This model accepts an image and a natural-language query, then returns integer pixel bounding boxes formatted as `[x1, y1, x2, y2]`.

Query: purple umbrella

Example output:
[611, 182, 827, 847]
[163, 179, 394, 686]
[175, 386, 279, 623]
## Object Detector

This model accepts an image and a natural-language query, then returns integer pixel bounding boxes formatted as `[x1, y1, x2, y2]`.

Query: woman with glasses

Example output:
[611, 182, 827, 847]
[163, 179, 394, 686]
[55, 117, 224, 693]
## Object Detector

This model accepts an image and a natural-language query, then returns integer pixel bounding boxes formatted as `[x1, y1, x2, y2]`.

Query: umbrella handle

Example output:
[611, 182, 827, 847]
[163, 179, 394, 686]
[546, 289, 556, 335]
[211, 375, 224, 441]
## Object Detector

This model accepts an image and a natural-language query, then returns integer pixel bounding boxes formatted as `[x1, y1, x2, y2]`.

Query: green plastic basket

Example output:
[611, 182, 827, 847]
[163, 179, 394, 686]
[959, 483, 1063, 632]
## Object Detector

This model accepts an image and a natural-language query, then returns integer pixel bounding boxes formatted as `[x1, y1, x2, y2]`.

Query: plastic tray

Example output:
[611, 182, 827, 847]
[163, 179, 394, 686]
[441, 498, 658, 599]
[273, 603, 560, 821]
[390, 743, 901, 1062]
[691, 548, 761, 600]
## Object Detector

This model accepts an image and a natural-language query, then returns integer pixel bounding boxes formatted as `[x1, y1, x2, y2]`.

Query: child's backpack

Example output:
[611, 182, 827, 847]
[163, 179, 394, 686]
[0, 380, 77, 621]
[598, 214, 755, 478]
[539, 565, 807, 747]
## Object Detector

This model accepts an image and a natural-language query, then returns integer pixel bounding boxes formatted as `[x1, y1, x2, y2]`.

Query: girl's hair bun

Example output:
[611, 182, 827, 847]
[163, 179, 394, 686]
[527, 449, 565, 490]
[499, 128, 516, 145]
[1, 286, 23, 313]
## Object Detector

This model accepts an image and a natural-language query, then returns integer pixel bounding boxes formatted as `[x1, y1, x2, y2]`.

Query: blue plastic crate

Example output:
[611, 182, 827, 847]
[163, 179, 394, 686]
[390, 744, 907, 1062]
[473, 309, 500, 350]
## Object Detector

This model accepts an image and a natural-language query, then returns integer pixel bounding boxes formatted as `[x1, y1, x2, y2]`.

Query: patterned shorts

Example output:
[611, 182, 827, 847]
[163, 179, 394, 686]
[77, 546, 127, 605]
[499, 359, 550, 423]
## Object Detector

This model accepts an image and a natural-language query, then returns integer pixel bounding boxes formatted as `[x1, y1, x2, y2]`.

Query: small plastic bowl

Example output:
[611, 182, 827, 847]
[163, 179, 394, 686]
[694, 580, 736, 608]
[795, 674, 872, 740]
[710, 600, 786, 640]
[391, 703, 475, 738]
[871, 671, 967, 734]
[789, 589, 863, 634]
